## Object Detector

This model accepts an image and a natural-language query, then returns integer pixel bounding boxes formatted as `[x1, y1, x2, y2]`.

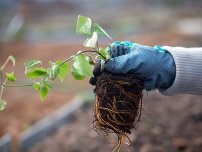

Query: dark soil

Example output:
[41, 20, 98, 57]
[29, 93, 202, 152]
[94, 72, 144, 151]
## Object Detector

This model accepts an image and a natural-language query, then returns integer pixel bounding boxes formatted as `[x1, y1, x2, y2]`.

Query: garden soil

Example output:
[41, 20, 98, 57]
[0, 32, 202, 152]
[29, 93, 202, 152]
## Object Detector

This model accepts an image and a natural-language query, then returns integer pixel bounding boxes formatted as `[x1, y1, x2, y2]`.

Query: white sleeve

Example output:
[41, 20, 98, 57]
[159, 46, 202, 95]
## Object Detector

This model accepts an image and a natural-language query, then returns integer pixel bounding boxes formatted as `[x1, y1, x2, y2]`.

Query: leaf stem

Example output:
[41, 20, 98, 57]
[58, 50, 105, 66]
[0, 72, 3, 100]
[0, 49, 106, 90]
[93, 48, 107, 60]
[0, 76, 7, 100]
[1, 58, 10, 71]
[0, 56, 15, 71]
[94, 42, 107, 60]
[1, 83, 34, 87]
[96, 42, 99, 50]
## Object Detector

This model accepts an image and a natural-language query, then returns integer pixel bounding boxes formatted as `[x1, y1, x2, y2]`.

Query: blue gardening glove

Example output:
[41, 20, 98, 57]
[105, 41, 176, 91]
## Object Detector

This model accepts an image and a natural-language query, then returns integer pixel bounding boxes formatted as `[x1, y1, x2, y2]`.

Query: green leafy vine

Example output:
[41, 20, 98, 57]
[0, 15, 112, 110]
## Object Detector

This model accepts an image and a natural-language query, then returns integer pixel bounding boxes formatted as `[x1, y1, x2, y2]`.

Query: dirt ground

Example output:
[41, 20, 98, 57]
[0, 32, 202, 152]
[29, 93, 202, 152]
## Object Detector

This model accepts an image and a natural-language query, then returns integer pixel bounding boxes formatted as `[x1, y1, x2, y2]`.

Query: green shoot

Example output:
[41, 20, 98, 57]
[0, 15, 112, 107]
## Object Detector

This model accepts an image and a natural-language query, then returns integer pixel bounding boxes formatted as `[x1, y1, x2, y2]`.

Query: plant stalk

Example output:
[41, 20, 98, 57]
[0, 49, 106, 89]
[58, 50, 106, 66]
[0, 78, 7, 100]
[1, 83, 34, 87]
[0, 56, 13, 71]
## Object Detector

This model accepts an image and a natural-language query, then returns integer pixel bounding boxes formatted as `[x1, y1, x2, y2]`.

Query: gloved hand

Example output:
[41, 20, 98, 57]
[103, 41, 176, 91]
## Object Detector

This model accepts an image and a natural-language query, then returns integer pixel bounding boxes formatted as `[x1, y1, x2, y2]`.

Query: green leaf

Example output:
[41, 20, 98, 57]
[97, 48, 111, 60]
[73, 54, 93, 77]
[48, 63, 60, 80]
[33, 83, 40, 92]
[76, 15, 92, 36]
[55, 61, 69, 82]
[40, 85, 48, 101]
[71, 54, 93, 80]
[0, 100, 6, 111]
[24, 60, 42, 70]
[71, 65, 85, 80]
[83, 32, 98, 48]
[45, 82, 53, 89]
[6, 72, 16, 82]
[93, 23, 112, 40]
[8, 56, 16, 66]
[26, 68, 47, 79]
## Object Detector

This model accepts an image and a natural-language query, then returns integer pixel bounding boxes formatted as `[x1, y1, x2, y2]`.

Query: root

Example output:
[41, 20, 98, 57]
[93, 72, 144, 151]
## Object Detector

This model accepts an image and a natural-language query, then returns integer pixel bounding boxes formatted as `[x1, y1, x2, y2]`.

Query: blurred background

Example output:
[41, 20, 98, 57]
[0, 0, 202, 152]
[1, 0, 202, 43]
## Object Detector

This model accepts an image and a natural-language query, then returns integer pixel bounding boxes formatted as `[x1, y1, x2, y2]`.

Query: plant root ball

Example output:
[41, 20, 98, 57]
[93, 72, 144, 151]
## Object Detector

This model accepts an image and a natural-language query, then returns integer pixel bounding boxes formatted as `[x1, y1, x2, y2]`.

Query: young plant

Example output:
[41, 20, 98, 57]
[0, 15, 145, 152]
[24, 15, 111, 101]
[0, 15, 111, 106]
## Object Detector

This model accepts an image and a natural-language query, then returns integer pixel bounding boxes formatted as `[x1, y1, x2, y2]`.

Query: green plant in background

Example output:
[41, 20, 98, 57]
[0, 15, 112, 110]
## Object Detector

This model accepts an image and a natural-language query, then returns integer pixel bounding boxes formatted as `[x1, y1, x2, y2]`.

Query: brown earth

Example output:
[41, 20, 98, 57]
[0, 31, 202, 152]
[29, 93, 202, 152]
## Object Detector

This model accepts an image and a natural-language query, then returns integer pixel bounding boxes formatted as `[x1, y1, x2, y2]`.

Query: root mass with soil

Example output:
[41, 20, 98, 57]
[93, 72, 144, 151]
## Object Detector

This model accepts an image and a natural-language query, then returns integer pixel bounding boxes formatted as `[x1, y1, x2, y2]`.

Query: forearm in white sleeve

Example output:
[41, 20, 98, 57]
[159, 46, 202, 95]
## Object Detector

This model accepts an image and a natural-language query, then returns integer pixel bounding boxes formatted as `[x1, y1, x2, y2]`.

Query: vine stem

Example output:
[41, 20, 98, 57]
[1, 83, 34, 87]
[0, 69, 33, 88]
[1, 58, 10, 71]
[0, 72, 3, 100]
[58, 49, 106, 66]
[0, 49, 107, 89]
[0, 72, 7, 100]
[0, 56, 13, 99]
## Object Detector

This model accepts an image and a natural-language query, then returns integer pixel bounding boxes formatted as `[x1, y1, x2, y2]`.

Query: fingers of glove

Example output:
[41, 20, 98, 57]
[109, 43, 130, 57]
[109, 42, 157, 57]
[111, 41, 136, 48]
[130, 44, 155, 52]
[105, 46, 161, 76]
[108, 41, 143, 57]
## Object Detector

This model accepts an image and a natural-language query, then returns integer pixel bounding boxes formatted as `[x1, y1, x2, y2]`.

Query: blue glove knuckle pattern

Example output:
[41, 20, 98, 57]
[105, 41, 176, 91]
